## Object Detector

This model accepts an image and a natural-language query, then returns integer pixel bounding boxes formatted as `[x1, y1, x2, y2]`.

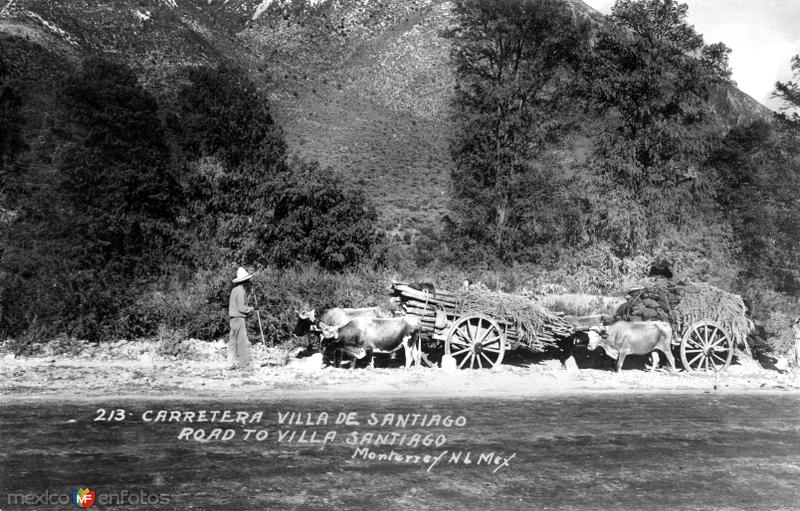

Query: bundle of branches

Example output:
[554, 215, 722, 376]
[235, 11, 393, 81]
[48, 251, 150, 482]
[616, 280, 752, 349]
[454, 287, 572, 352]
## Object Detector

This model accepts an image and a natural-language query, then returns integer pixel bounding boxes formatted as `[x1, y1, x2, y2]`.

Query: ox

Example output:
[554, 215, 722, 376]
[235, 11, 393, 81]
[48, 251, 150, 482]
[294, 307, 394, 367]
[293, 307, 393, 337]
[558, 315, 616, 370]
[586, 320, 676, 372]
[319, 316, 422, 369]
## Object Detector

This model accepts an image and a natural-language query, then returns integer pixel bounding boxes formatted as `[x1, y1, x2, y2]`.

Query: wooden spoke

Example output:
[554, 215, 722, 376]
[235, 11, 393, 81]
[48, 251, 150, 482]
[451, 347, 470, 357]
[459, 352, 472, 369]
[452, 329, 470, 345]
[483, 339, 503, 351]
[711, 353, 728, 367]
[685, 337, 702, 349]
[476, 353, 483, 369]
[476, 323, 491, 345]
[710, 335, 729, 348]
[687, 353, 703, 368]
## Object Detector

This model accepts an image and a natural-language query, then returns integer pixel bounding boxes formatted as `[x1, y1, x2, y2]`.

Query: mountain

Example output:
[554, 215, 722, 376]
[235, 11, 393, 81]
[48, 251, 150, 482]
[0, 0, 773, 236]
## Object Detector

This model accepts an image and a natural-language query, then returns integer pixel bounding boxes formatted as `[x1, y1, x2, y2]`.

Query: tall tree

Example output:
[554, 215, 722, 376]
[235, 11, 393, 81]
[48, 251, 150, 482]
[169, 64, 287, 267]
[713, 55, 800, 292]
[56, 56, 181, 276]
[774, 54, 800, 131]
[587, 0, 731, 255]
[446, 0, 590, 260]
[0, 56, 181, 339]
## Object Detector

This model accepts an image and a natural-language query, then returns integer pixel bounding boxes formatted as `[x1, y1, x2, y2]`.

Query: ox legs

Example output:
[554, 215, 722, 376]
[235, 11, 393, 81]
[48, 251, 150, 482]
[615, 352, 627, 372]
[795, 338, 800, 372]
[401, 336, 422, 369]
[660, 348, 677, 372]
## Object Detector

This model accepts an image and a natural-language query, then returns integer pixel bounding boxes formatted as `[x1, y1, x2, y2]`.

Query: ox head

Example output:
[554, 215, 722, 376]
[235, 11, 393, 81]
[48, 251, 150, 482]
[318, 321, 339, 340]
[292, 309, 317, 336]
[586, 326, 607, 351]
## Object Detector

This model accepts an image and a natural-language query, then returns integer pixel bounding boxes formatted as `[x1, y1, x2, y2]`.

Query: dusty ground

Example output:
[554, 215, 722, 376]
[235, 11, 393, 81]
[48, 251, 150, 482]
[1, 339, 798, 401]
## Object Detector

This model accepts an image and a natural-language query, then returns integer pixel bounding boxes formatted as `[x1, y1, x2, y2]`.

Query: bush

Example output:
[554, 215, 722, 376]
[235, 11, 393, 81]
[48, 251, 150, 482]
[743, 281, 798, 357]
[265, 159, 380, 271]
[156, 326, 193, 360]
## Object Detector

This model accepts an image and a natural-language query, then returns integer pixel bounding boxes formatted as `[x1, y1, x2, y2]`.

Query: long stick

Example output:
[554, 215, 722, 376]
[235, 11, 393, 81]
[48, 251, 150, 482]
[0, 1, 15, 17]
[252, 291, 267, 346]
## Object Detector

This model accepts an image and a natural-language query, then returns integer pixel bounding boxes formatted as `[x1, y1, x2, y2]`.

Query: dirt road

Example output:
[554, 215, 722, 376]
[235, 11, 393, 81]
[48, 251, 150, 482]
[1, 392, 799, 510]
[2, 345, 799, 510]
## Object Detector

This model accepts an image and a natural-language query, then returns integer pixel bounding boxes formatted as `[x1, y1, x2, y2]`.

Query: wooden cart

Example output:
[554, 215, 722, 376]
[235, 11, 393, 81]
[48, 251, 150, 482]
[615, 283, 752, 374]
[391, 283, 571, 370]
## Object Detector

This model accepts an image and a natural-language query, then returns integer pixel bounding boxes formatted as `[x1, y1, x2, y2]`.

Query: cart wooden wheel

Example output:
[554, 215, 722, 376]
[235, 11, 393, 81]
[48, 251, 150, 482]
[445, 313, 505, 369]
[680, 321, 734, 373]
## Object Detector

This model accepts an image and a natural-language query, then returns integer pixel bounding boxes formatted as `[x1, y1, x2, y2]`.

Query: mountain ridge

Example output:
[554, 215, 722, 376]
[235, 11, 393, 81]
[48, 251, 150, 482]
[0, 0, 774, 234]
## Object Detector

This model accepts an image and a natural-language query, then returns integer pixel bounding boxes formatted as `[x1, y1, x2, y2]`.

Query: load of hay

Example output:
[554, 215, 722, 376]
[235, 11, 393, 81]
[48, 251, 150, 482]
[615, 280, 752, 350]
[455, 287, 573, 351]
[390, 282, 571, 352]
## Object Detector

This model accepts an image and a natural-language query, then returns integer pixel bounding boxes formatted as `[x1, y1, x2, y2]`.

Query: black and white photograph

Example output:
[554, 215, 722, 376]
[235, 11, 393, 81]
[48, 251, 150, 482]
[1, 0, 799, 509]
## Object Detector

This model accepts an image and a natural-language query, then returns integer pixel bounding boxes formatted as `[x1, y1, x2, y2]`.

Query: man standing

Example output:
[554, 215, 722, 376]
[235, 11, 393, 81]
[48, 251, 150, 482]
[228, 266, 255, 370]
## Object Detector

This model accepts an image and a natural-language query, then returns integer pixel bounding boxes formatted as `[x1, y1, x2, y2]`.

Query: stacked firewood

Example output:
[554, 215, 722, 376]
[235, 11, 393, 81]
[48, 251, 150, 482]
[614, 287, 675, 322]
[389, 283, 459, 335]
[390, 282, 570, 352]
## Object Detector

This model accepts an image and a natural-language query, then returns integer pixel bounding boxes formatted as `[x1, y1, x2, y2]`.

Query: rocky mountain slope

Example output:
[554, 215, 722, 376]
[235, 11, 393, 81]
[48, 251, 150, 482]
[0, 0, 772, 233]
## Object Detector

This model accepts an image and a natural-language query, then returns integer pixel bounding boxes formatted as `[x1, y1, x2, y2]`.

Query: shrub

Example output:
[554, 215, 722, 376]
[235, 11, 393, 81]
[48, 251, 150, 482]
[265, 159, 380, 271]
[156, 326, 192, 360]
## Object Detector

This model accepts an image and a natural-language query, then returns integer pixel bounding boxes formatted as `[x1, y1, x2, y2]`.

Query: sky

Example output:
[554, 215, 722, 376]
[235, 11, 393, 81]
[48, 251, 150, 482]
[581, 0, 800, 110]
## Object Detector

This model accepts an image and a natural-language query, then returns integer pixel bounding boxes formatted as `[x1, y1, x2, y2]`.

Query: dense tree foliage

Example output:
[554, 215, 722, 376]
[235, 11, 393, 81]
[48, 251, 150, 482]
[445, 0, 591, 261]
[0, 55, 381, 341]
[0, 57, 26, 208]
[774, 55, 800, 128]
[709, 121, 800, 292]
[1, 57, 182, 339]
[266, 159, 379, 270]
[169, 64, 289, 267]
[170, 64, 286, 169]
[57, 57, 181, 275]
[586, 0, 731, 256]
[704, 57, 800, 294]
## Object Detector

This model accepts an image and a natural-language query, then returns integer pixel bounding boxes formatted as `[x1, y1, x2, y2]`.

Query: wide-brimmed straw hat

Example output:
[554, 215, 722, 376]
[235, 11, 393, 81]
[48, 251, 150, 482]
[232, 266, 255, 284]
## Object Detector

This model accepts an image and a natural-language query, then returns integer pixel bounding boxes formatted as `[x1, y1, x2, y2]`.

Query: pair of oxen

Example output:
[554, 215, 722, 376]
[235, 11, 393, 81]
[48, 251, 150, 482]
[294, 306, 422, 368]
